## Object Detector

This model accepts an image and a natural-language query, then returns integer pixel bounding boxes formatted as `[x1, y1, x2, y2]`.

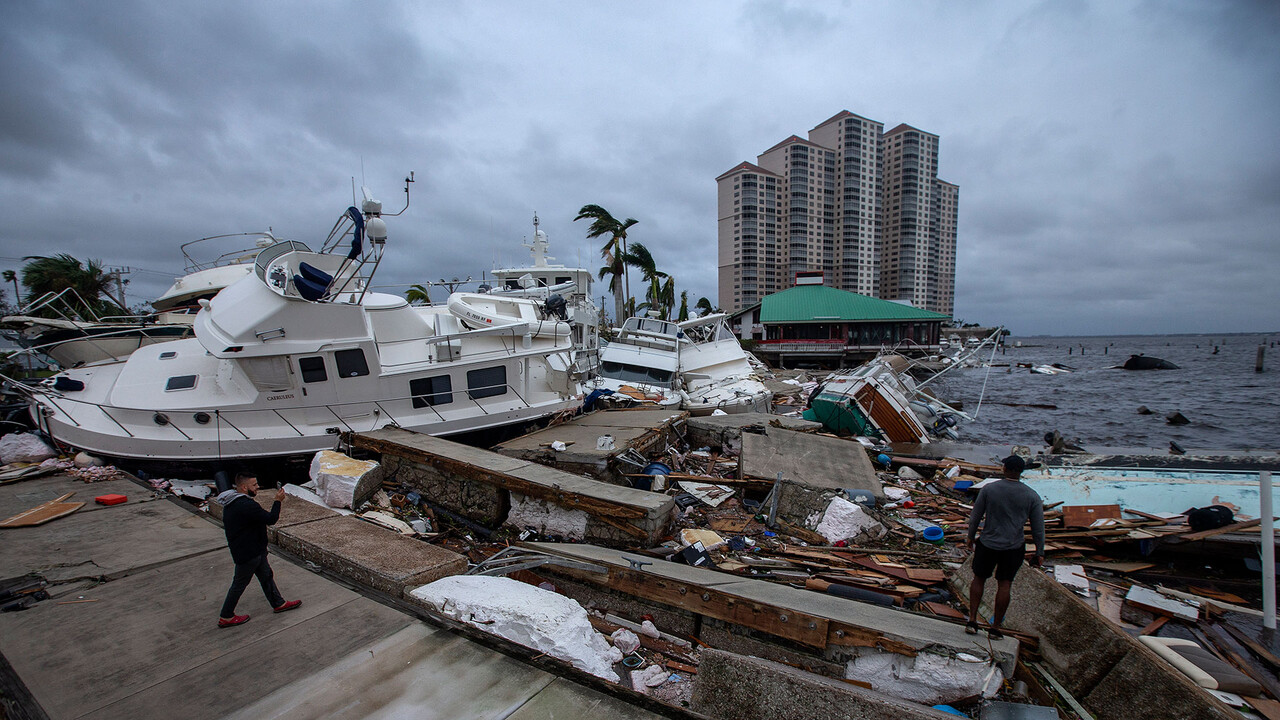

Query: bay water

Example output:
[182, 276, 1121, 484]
[928, 333, 1280, 452]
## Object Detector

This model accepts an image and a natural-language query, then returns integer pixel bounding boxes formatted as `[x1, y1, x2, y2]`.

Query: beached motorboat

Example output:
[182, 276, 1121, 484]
[2, 233, 277, 368]
[13, 185, 581, 463]
[804, 354, 969, 443]
[484, 215, 599, 376]
[590, 314, 771, 415]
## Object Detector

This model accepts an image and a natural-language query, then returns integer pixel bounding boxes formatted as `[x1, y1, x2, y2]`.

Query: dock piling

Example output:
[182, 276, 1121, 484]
[1258, 345, 1265, 373]
[1264, 470, 1275, 631]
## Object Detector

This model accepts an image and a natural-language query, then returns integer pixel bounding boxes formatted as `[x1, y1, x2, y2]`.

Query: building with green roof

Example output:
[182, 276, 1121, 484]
[728, 273, 949, 368]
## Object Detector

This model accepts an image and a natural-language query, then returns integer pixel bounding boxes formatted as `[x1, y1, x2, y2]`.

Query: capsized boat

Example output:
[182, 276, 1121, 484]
[1121, 354, 1179, 370]
[11, 183, 581, 463]
[804, 354, 970, 443]
[2, 232, 277, 368]
[590, 314, 771, 415]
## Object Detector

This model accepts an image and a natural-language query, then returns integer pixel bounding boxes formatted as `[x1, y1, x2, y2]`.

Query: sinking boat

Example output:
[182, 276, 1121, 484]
[1029, 363, 1074, 375]
[1122, 354, 1179, 370]
[590, 314, 771, 415]
[2, 233, 277, 368]
[804, 354, 968, 443]
[11, 183, 581, 463]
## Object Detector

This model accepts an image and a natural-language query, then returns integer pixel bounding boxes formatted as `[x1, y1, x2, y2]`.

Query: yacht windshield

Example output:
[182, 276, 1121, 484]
[601, 361, 673, 387]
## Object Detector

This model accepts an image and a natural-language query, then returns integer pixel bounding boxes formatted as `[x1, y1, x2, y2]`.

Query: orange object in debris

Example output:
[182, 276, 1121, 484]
[95, 494, 127, 506]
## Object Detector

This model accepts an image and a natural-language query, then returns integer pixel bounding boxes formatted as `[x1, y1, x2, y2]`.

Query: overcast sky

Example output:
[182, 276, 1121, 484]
[1, 1, 1276, 336]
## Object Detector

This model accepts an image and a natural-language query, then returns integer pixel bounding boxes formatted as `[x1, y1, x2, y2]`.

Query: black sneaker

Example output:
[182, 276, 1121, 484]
[965, 621, 979, 635]
[988, 627, 1005, 640]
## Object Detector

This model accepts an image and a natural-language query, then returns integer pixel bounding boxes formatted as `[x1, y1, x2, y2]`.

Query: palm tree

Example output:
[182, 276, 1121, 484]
[622, 242, 669, 318]
[2, 270, 18, 307]
[659, 277, 676, 321]
[677, 291, 690, 322]
[405, 284, 431, 305]
[695, 297, 715, 317]
[575, 204, 637, 324]
[20, 254, 124, 319]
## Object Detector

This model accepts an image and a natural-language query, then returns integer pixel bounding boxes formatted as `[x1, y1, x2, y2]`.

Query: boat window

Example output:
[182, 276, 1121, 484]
[165, 375, 198, 391]
[466, 366, 507, 400]
[334, 349, 370, 378]
[410, 375, 453, 408]
[600, 361, 673, 387]
[299, 356, 327, 383]
[555, 276, 572, 285]
[159, 351, 177, 360]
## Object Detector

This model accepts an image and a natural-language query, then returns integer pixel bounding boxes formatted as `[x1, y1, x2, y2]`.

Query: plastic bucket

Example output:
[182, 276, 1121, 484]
[634, 462, 671, 491]
[921, 526, 945, 544]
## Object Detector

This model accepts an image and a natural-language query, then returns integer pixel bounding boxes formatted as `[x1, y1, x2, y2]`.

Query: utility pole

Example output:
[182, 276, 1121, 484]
[106, 266, 131, 312]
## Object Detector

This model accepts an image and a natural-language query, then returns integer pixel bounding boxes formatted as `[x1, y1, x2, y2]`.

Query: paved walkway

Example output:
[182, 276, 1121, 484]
[0, 472, 664, 719]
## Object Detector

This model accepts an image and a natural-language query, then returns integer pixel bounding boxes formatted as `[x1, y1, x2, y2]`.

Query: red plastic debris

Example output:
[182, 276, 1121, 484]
[95, 494, 127, 506]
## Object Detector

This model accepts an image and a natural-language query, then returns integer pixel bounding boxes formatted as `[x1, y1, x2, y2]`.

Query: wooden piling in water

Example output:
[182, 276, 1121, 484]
[1258, 345, 1266, 373]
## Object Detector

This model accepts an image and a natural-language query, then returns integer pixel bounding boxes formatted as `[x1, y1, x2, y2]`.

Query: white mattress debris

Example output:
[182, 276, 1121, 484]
[815, 496, 885, 543]
[0, 433, 56, 464]
[506, 492, 589, 540]
[309, 450, 381, 509]
[845, 651, 1003, 705]
[410, 575, 622, 681]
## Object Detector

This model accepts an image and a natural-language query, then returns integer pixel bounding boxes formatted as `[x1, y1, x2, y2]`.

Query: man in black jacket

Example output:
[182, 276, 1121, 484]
[216, 473, 301, 628]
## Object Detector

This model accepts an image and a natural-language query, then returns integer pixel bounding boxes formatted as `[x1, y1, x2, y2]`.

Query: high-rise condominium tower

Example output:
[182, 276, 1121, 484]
[717, 110, 957, 316]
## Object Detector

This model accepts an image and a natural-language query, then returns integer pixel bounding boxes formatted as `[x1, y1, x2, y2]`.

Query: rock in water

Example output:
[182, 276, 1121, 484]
[308, 450, 382, 509]
[1136, 406, 1153, 415]
[1166, 411, 1190, 426]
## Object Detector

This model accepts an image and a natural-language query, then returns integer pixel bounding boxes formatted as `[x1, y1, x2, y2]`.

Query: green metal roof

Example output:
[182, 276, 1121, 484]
[759, 284, 951, 323]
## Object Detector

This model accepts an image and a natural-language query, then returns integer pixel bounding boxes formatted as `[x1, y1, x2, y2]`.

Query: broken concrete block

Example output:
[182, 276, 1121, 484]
[410, 575, 621, 682]
[506, 492, 589, 540]
[814, 496, 884, 544]
[0, 433, 56, 464]
[845, 650, 1003, 705]
[73, 452, 104, 468]
[308, 450, 382, 509]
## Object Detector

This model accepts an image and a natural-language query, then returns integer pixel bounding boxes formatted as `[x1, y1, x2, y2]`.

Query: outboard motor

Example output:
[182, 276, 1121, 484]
[544, 294, 568, 320]
[477, 283, 492, 294]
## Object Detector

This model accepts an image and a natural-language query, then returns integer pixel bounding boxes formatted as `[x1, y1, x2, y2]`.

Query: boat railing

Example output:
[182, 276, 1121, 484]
[3, 323, 191, 366]
[14, 288, 123, 324]
[378, 321, 571, 368]
[19, 377, 551, 440]
[180, 232, 279, 273]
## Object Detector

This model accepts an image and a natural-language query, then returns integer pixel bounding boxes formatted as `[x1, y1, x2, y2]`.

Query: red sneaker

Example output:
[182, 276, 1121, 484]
[218, 614, 250, 628]
[273, 599, 302, 613]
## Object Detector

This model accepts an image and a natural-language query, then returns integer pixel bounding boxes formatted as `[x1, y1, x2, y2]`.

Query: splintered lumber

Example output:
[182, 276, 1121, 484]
[1202, 622, 1280, 701]
[0, 492, 84, 528]
[1125, 585, 1199, 622]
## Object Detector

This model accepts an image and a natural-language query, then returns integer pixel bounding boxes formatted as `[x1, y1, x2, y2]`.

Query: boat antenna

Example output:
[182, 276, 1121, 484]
[384, 172, 414, 216]
[971, 328, 1004, 420]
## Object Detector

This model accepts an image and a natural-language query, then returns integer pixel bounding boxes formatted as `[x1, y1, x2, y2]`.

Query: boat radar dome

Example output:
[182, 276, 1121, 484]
[366, 217, 388, 243]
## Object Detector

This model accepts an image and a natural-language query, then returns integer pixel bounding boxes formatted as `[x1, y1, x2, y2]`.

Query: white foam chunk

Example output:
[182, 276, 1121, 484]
[0, 433, 56, 464]
[815, 496, 885, 543]
[506, 492, 590, 540]
[308, 450, 382, 509]
[883, 486, 911, 501]
[410, 576, 621, 682]
[846, 651, 1003, 705]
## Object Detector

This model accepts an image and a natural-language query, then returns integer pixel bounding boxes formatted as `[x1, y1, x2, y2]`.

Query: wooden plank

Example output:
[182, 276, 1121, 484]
[0, 492, 84, 528]
[602, 567, 830, 649]
[1123, 508, 1175, 524]
[1245, 697, 1280, 720]
[1062, 504, 1122, 528]
[1220, 621, 1280, 671]
[1202, 622, 1280, 701]
[1077, 560, 1156, 573]
[1139, 616, 1169, 636]
[923, 601, 966, 619]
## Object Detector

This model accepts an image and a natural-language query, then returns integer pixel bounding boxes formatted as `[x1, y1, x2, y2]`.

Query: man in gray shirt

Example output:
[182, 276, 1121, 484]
[965, 455, 1045, 639]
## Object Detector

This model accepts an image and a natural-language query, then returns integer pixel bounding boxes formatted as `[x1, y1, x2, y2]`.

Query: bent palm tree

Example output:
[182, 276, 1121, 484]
[622, 242, 668, 318]
[20, 254, 124, 319]
[695, 297, 715, 316]
[575, 204, 637, 324]
[677, 290, 690, 322]
[405, 284, 431, 305]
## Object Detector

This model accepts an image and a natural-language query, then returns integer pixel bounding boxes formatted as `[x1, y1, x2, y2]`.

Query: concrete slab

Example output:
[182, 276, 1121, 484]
[0, 473, 153, 520]
[353, 428, 676, 547]
[743, 425, 883, 501]
[684, 412, 820, 451]
[224, 623, 665, 719]
[0, 550, 409, 720]
[490, 409, 686, 483]
[276, 515, 467, 597]
[0, 481, 223, 581]
[528, 542, 1017, 672]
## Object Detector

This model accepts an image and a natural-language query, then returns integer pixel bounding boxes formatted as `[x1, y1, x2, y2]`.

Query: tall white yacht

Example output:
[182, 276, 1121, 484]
[486, 214, 599, 375]
[16, 184, 581, 463]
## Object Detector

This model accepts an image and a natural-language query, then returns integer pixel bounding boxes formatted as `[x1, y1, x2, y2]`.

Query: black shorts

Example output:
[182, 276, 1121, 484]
[972, 539, 1026, 581]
